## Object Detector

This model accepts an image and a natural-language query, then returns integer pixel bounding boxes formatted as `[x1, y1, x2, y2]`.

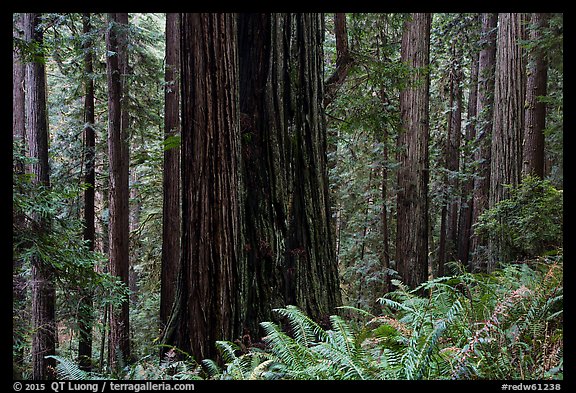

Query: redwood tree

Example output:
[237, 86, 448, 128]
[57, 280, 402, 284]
[163, 13, 243, 362]
[106, 12, 131, 369]
[522, 13, 549, 179]
[13, 12, 26, 379]
[470, 13, 497, 272]
[489, 12, 526, 269]
[78, 12, 96, 371]
[396, 13, 432, 289]
[160, 12, 181, 333]
[238, 13, 341, 337]
[24, 12, 57, 380]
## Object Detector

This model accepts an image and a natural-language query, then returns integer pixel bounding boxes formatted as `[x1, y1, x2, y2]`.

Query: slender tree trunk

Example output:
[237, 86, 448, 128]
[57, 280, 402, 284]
[324, 13, 353, 107]
[164, 13, 242, 362]
[106, 12, 131, 369]
[78, 12, 96, 372]
[489, 13, 526, 269]
[522, 13, 549, 179]
[25, 12, 57, 380]
[470, 13, 497, 272]
[438, 39, 463, 276]
[457, 49, 479, 268]
[396, 13, 431, 289]
[13, 12, 27, 380]
[160, 12, 181, 338]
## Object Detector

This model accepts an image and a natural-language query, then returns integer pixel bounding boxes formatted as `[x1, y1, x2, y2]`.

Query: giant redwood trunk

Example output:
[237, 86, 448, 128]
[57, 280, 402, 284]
[488, 13, 525, 269]
[25, 12, 57, 380]
[490, 13, 525, 207]
[160, 12, 181, 334]
[238, 13, 341, 336]
[106, 12, 131, 369]
[396, 13, 431, 289]
[164, 13, 243, 362]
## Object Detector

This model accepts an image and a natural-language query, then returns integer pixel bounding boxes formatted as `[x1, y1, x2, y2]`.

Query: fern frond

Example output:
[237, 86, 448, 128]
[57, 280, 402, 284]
[273, 305, 328, 345]
[260, 320, 315, 374]
[201, 359, 222, 379]
[47, 355, 104, 380]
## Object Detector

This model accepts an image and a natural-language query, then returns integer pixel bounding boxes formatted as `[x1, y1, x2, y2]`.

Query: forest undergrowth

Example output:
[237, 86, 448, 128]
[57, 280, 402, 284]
[50, 252, 563, 381]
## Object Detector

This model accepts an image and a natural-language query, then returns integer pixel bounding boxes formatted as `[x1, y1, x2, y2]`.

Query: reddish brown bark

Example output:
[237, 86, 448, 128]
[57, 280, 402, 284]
[396, 13, 431, 289]
[522, 13, 549, 179]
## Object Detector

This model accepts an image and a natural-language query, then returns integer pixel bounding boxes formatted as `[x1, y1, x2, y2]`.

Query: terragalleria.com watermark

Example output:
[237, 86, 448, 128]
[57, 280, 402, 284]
[13, 382, 195, 393]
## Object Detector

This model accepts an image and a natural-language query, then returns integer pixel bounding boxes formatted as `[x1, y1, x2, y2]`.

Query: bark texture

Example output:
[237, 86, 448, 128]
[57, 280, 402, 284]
[238, 13, 341, 336]
[490, 13, 525, 207]
[78, 12, 96, 372]
[470, 13, 497, 272]
[489, 12, 526, 270]
[165, 13, 243, 362]
[25, 12, 57, 380]
[522, 13, 549, 179]
[396, 13, 431, 289]
[106, 12, 131, 369]
[160, 12, 181, 333]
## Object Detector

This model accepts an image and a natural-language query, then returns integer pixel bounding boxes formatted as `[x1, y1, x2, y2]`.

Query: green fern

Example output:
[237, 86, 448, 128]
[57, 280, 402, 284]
[46, 356, 105, 380]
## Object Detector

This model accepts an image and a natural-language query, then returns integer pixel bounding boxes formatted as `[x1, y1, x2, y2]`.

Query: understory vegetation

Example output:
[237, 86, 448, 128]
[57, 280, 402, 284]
[50, 252, 563, 380]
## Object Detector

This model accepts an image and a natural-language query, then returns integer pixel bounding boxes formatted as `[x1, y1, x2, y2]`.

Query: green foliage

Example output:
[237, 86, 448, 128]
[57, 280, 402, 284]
[13, 140, 130, 373]
[474, 176, 563, 262]
[193, 256, 562, 381]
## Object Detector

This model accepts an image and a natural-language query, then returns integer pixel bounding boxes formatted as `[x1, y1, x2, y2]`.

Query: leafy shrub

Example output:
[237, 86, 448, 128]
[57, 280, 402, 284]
[474, 176, 563, 262]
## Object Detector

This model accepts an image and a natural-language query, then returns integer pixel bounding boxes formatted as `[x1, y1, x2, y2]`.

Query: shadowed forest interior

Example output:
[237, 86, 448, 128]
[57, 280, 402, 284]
[13, 12, 563, 381]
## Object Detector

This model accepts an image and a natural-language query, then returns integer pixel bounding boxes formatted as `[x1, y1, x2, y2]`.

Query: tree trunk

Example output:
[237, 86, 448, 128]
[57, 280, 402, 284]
[13, 12, 27, 380]
[522, 13, 549, 179]
[488, 13, 526, 269]
[106, 12, 131, 369]
[238, 13, 288, 337]
[457, 48, 479, 268]
[438, 39, 463, 276]
[238, 13, 341, 336]
[164, 13, 243, 362]
[160, 12, 181, 338]
[324, 13, 353, 107]
[396, 13, 431, 289]
[78, 12, 96, 372]
[284, 13, 342, 322]
[25, 12, 57, 380]
[470, 13, 497, 272]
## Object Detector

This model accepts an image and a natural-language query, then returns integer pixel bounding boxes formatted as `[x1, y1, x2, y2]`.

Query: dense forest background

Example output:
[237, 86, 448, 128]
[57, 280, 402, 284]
[12, 12, 563, 381]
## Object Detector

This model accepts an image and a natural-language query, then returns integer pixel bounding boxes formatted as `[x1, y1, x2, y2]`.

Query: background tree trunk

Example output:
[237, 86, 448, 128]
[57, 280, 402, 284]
[78, 12, 96, 372]
[457, 49, 479, 268]
[164, 13, 242, 362]
[106, 12, 131, 369]
[438, 39, 463, 276]
[470, 13, 497, 272]
[396, 13, 431, 289]
[160, 12, 181, 339]
[522, 13, 549, 179]
[13, 12, 27, 380]
[25, 12, 57, 380]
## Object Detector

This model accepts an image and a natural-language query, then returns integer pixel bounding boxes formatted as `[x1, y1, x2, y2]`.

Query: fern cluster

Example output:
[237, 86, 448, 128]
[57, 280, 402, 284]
[210, 255, 563, 380]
